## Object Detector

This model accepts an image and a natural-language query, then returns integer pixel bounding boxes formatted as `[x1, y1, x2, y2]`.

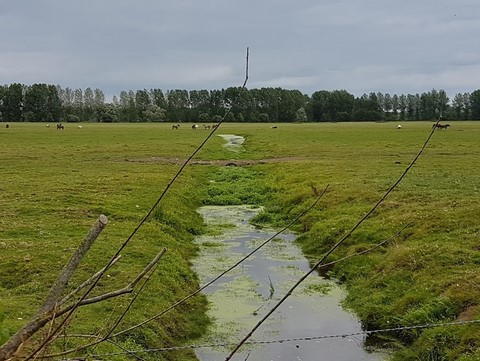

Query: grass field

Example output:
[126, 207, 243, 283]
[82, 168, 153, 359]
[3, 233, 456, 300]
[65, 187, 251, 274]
[1, 121, 479, 360]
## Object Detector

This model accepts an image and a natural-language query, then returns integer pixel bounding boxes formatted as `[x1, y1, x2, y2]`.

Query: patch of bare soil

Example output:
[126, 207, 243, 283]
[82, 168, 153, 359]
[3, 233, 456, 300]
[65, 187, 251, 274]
[124, 156, 310, 166]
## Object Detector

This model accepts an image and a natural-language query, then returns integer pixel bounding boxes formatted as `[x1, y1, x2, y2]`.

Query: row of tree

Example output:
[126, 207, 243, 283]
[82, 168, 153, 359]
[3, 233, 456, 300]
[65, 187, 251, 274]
[1, 83, 480, 123]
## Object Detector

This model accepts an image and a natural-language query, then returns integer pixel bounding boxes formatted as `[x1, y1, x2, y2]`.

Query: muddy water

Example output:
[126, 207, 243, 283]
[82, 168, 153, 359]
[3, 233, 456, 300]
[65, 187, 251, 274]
[193, 205, 386, 361]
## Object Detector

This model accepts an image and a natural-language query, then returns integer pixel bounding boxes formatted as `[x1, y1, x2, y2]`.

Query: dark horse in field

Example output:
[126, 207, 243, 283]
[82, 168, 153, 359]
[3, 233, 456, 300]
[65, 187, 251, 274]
[432, 123, 450, 130]
[57, 123, 64, 130]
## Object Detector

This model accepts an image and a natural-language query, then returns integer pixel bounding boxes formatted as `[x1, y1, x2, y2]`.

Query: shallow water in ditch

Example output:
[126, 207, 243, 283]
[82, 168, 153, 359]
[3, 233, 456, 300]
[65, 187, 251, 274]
[217, 134, 245, 151]
[192, 205, 386, 361]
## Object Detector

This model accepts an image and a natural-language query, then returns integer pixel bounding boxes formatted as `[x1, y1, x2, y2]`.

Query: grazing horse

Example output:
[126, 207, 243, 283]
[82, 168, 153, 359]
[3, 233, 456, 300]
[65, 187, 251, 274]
[192, 124, 199, 130]
[172, 124, 180, 129]
[5, 124, 9, 129]
[203, 124, 211, 130]
[56, 123, 64, 130]
[433, 123, 450, 130]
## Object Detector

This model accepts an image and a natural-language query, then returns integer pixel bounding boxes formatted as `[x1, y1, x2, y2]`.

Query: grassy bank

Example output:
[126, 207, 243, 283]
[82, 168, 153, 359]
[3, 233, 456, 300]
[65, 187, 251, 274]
[0, 123, 230, 360]
[232, 121, 480, 360]
[1, 121, 479, 360]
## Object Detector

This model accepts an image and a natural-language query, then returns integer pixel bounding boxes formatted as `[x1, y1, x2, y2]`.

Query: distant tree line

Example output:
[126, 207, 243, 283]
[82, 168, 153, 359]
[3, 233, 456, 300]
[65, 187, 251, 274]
[1, 83, 480, 123]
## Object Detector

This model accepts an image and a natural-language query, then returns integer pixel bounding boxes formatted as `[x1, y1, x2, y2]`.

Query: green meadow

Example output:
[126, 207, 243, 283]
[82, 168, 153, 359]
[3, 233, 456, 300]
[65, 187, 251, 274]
[0, 121, 479, 360]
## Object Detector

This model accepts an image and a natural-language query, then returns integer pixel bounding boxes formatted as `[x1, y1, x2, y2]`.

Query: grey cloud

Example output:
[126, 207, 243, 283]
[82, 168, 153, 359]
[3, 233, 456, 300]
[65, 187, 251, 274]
[1, 0, 479, 97]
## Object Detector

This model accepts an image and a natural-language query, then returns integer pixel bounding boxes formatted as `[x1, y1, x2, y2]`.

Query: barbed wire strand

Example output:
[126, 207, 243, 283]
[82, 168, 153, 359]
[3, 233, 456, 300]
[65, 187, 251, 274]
[225, 118, 442, 360]
[88, 319, 480, 357]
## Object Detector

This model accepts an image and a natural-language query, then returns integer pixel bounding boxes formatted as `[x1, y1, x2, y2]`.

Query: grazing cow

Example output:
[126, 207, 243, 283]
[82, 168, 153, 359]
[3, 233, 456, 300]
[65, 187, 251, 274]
[172, 124, 180, 129]
[397, 124, 402, 129]
[203, 124, 211, 130]
[212, 124, 219, 130]
[57, 123, 64, 130]
[78, 125, 83, 129]
[5, 124, 9, 129]
[192, 124, 199, 130]
[46, 124, 50, 128]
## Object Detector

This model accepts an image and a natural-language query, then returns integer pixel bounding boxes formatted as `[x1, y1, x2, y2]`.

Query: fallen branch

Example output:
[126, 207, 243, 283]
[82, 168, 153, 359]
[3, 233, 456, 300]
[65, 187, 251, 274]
[40, 214, 109, 315]
[58, 255, 122, 306]
[0, 215, 108, 361]
[35, 249, 167, 357]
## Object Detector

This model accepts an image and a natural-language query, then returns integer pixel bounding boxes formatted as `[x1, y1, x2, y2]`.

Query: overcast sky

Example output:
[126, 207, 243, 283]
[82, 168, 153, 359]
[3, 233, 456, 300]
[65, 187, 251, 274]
[1, 0, 480, 99]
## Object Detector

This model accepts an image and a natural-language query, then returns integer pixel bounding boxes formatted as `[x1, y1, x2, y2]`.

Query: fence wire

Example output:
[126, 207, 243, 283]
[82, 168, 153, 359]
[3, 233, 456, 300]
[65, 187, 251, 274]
[88, 319, 480, 357]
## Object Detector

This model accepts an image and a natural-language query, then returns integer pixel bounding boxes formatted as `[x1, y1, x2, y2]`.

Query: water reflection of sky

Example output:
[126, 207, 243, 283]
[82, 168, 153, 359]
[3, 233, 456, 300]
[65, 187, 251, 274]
[193, 205, 386, 361]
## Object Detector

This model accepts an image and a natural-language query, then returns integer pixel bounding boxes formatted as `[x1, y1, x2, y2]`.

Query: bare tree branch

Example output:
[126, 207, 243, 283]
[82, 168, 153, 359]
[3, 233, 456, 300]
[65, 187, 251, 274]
[56, 250, 167, 319]
[58, 255, 122, 306]
[128, 249, 166, 289]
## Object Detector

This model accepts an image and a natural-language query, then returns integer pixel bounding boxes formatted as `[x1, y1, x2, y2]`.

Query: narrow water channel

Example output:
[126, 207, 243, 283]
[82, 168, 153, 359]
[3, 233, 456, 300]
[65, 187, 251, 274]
[193, 205, 386, 361]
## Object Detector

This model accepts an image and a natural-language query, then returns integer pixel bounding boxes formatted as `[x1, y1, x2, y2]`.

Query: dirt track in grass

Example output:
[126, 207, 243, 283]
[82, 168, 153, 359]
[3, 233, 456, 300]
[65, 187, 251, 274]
[124, 156, 309, 166]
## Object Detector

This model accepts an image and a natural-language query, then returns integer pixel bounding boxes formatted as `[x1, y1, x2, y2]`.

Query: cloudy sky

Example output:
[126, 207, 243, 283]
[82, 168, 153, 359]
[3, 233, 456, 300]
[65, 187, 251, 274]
[1, 0, 480, 99]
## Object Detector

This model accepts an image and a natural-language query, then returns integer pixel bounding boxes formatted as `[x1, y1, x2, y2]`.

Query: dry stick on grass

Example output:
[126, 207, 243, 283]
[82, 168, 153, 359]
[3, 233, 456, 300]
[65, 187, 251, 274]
[0, 214, 108, 361]
[32, 249, 167, 359]
[21, 48, 251, 361]
[90, 249, 167, 351]
[42, 185, 328, 359]
[225, 124, 441, 360]
[54, 249, 166, 316]
[40, 214, 109, 315]
[1, 250, 167, 361]
[58, 255, 122, 306]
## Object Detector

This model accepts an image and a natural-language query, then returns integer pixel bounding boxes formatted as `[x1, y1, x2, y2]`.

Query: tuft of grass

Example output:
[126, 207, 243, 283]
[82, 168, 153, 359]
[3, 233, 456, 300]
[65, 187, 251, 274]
[203, 166, 272, 206]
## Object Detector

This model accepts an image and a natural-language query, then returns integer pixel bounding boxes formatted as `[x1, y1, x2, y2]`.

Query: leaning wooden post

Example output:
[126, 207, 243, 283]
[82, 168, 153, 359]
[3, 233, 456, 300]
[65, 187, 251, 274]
[0, 214, 108, 361]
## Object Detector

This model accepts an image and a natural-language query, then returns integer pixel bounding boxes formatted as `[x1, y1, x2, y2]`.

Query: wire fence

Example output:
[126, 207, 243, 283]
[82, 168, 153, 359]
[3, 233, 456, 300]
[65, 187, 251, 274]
[88, 319, 480, 357]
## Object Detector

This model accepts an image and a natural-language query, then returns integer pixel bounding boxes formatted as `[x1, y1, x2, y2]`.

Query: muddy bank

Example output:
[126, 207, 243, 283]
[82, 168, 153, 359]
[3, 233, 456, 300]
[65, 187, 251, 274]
[124, 156, 310, 166]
